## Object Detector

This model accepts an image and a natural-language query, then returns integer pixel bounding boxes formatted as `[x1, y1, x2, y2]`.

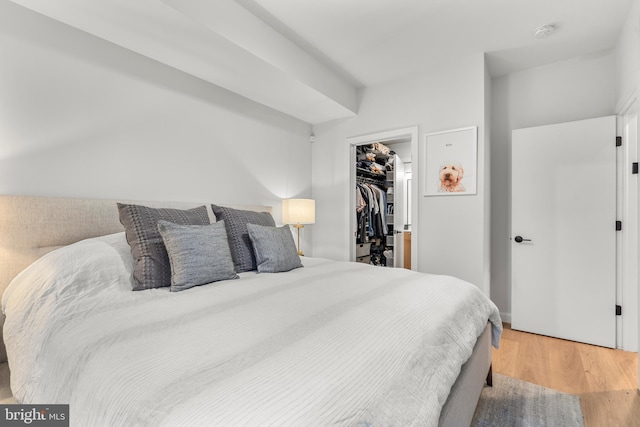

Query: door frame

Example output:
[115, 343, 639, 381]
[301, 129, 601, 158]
[617, 93, 639, 352]
[347, 126, 419, 269]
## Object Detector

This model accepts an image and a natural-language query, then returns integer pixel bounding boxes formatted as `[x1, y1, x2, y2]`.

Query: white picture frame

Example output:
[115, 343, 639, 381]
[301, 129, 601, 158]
[423, 126, 477, 196]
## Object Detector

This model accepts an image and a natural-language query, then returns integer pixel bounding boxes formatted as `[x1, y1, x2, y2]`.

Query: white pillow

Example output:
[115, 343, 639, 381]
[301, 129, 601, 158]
[3, 232, 134, 315]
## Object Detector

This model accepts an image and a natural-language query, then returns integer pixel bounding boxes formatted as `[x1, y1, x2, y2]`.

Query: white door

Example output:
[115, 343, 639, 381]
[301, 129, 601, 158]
[511, 116, 617, 348]
[393, 156, 405, 268]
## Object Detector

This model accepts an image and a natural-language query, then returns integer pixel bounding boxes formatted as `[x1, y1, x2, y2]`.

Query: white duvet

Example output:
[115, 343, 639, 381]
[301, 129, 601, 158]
[3, 233, 501, 427]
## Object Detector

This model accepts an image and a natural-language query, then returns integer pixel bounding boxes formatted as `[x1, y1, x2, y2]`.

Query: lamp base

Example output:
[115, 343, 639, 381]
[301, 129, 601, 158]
[294, 223, 304, 256]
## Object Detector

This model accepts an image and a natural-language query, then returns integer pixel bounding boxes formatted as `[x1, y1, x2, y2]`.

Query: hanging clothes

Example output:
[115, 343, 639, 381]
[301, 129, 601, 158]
[355, 182, 388, 241]
[355, 184, 367, 243]
[369, 185, 388, 235]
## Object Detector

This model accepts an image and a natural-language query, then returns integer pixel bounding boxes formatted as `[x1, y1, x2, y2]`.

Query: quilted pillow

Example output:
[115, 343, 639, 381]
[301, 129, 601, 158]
[247, 223, 303, 273]
[117, 203, 210, 290]
[157, 220, 238, 292]
[211, 205, 275, 272]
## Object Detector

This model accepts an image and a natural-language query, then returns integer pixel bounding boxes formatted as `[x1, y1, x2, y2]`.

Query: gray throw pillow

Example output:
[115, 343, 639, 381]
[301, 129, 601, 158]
[117, 203, 210, 290]
[246, 223, 303, 273]
[211, 205, 276, 272]
[157, 220, 238, 292]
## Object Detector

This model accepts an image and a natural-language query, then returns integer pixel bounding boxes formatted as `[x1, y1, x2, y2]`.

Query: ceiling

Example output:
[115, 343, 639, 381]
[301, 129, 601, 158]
[245, 0, 634, 86]
[9, 0, 635, 123]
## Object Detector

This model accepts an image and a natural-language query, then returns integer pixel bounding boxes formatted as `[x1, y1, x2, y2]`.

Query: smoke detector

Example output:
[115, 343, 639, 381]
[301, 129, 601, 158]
[533, 24, 556, 39]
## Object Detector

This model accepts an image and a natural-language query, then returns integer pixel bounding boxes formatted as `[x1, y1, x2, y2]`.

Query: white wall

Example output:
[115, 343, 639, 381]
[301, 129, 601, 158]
[312, 53, 491, 294]
[615, 0, 640, 112]
[484, 59, 493, 298]
[0, 2, 312, 232]
[491, 53, 617, 322]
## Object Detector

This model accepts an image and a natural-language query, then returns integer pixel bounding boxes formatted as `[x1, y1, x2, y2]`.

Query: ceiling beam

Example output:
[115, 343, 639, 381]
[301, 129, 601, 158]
[9, 0, 357, 124]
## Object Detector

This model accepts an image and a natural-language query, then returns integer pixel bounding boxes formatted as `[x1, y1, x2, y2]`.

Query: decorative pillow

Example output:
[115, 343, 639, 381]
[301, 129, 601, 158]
[246, 223, 303, 273]
[157, 220, 238, 292]
[211, 205, 276, 272]
[117, 203, 210, 290]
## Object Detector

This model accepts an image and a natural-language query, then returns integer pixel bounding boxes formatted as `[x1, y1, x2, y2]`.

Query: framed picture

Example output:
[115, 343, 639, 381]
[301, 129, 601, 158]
[423, 126, 477, 196]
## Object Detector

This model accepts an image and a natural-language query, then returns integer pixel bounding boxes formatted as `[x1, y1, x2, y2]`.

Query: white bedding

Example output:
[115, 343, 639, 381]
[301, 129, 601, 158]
[3, 233, 501, 427]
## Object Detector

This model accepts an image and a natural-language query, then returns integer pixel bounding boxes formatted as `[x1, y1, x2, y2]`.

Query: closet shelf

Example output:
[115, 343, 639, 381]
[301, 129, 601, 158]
[356, 167, 386, 180]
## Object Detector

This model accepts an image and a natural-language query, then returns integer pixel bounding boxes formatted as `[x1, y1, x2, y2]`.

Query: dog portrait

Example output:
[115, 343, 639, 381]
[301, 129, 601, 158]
[424, 126, 477, 196]
[438, 162, 465, 192]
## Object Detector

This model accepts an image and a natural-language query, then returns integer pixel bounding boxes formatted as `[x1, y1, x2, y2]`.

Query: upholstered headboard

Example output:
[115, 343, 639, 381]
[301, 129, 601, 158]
[0, 195, 272, 362]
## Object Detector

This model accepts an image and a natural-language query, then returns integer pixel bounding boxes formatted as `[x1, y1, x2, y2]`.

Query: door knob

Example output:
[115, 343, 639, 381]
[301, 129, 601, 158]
[514, 236, 532, 243]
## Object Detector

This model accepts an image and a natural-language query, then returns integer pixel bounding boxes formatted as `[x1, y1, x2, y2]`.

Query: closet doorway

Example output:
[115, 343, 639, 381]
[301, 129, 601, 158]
[348, 127, 418, 270]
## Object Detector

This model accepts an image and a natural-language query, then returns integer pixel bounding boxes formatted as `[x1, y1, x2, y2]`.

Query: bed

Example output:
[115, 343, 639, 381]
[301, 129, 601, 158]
[0, 195, 501, 427]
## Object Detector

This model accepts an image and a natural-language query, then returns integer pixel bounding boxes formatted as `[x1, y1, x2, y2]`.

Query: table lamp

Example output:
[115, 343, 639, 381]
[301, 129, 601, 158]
[282, 198, 315, 256]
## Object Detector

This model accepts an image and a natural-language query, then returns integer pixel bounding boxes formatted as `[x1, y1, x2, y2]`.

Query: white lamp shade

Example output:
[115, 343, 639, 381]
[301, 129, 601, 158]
[282, 199, 315, 225]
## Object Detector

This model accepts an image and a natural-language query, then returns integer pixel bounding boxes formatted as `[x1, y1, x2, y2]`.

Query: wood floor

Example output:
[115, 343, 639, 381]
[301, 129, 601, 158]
[494, 324, 640, 427]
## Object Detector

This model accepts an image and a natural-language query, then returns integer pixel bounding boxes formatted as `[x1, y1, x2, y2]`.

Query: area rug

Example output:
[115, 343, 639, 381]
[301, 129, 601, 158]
[471, 374, 584, 427]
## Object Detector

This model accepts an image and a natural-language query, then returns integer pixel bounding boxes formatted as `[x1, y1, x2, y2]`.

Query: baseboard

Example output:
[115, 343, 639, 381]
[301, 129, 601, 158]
[500, 312, 511, 323]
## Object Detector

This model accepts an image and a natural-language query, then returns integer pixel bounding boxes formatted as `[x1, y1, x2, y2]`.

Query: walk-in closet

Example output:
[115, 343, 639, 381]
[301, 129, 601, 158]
[354, 139, 411, 268]
[348, 127, 417, 270]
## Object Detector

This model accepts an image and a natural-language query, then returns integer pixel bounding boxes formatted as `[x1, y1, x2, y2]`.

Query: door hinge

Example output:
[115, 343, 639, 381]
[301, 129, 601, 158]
[616, 221, 622, 231]
[633, 162, 638, 174]
[616, 305, 622, 316]
[616, 136, 622, 146]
